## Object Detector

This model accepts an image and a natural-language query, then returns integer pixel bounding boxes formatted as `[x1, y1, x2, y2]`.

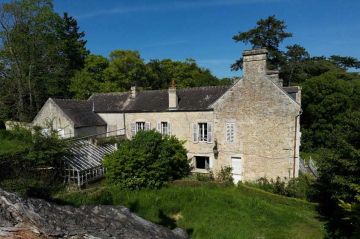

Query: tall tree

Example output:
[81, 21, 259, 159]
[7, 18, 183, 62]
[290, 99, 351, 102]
[232, 15, 292, 70]
[103, 50, 148, 91]
[70, 54, 109, 99]
[329, 55, 360, 70]
[58, 12, 89, 97]
[146, 58, 220, 89]
[280, 44, 310, 85]
[0, 0, 67, 121]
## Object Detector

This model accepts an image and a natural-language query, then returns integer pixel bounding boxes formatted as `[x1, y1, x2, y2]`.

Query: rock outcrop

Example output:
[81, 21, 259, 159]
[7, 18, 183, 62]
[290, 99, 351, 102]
[0, 189, 188, 239]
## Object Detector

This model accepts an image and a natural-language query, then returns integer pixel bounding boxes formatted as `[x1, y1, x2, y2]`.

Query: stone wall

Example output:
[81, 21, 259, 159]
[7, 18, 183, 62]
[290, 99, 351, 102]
[32, 99, 75, 138]
[212, 49, 301, 181]
[97, 113, 126, 136]
[124, 111, 215, 171]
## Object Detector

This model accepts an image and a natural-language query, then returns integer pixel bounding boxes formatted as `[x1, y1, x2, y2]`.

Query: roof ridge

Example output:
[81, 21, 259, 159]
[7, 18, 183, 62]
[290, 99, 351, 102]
[52, 98, 89, 102]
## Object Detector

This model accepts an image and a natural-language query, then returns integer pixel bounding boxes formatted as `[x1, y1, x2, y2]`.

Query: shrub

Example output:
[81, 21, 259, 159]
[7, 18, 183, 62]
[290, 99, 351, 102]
[103, 130, 190, 189]
[195, 172, 214, 182]
[216, 166, 233, 184]
[246, 174, 315, 200]
[0, 127, 70, 194]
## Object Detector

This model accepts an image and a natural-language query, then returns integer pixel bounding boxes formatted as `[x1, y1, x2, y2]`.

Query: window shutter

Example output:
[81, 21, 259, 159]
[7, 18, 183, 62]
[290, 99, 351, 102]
[131, 123, 136, 136]
[192, 123, 198, 143]
[168, 122, 171, 135]
[157, 122, 161, 133]
[145, 122, 151, 131]
[207, 122, 213, 143]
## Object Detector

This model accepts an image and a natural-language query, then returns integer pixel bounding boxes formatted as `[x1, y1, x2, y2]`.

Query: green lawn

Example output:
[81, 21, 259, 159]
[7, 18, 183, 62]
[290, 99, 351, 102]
[55, 181, 325, 239]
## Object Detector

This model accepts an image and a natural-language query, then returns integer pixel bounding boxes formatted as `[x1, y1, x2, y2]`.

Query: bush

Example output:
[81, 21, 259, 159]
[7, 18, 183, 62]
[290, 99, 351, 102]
[216, 166, 233, 184]
[103, 130, 191, 189]
[0, 127, 71, 194]
[246, 174, 315, 200]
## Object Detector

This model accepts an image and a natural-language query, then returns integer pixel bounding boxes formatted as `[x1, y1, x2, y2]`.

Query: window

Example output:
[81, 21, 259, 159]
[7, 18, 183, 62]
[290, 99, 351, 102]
[195, 156, 210, 169]
[226, 122, 235, 143]
[160, 122, 169, 135]
[198, 123, 208, 142]
[192, 122, 213, 143]
[136, 122, 145, 132]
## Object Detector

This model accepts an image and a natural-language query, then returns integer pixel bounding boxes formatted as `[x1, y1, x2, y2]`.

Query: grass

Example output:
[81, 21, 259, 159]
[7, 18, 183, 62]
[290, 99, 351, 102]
[54, 181, 325, 239]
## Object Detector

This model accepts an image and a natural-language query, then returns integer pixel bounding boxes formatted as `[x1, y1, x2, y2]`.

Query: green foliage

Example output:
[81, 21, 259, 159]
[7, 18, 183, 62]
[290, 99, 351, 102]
[55, 183, 325, 239]
[103, 130, 190, 189]
[0, 127, 70, 195]
[301, 70, 360, 151]
[70, 54, 109, 99]
[0, 0, 88, 121]
[146, 58, 221, 89]
[246, 174, 316, 200]
[232, 15, 292, 70]
[216, 166, 233, 184]
[311, 149, 360, 238]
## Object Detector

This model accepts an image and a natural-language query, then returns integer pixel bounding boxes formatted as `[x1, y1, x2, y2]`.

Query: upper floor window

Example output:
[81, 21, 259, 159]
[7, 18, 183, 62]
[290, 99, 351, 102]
[131, 121, 150, 136]
[226, 122, 235, 143]
[198, 123, 208, 142]
[192, 122, 213, 143]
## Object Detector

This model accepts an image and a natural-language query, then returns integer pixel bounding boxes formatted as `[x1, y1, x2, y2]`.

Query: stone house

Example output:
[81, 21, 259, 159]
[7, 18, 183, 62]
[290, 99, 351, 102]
[32, 49, 301, 182]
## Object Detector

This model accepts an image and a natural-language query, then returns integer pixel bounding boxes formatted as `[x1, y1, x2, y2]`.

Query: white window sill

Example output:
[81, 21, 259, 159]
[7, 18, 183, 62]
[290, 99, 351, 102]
[192, 168, 211, 174]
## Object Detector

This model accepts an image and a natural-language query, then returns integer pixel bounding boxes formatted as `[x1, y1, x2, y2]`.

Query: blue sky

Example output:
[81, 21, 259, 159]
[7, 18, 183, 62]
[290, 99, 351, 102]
[52, 0, 360, 78]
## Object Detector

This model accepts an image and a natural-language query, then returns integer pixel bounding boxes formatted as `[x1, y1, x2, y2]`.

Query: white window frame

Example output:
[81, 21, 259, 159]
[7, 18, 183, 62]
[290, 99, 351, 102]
[160, 121, 169, 135]
[198, 122, 208, 142]
[136, 121, 146, 132]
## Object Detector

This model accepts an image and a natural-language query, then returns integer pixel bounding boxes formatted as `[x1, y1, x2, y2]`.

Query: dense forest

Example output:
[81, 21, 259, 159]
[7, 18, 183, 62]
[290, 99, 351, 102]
[0, 0, 359, 238]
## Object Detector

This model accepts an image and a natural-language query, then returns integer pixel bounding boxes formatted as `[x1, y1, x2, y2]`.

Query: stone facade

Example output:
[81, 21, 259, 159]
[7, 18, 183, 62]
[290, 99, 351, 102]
[32, 99, 75, 137]
[212, 49, 301, 180]
[31, 49, 301, 182]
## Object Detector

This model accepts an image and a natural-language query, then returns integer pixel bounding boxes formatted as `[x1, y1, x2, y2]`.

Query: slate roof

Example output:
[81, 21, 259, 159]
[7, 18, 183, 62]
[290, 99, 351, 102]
[89, 85, 231, 113]
[282, 86, 299, 101]
[52, 99, 107, 128]
[51, 85, 299, 127]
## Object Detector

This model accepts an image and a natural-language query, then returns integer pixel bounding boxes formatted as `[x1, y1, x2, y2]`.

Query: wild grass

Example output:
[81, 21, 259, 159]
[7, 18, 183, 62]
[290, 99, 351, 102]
[54, 182, 325, 239]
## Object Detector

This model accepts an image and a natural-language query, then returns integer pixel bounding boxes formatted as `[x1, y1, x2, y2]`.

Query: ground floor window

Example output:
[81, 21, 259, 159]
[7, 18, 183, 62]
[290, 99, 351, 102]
[160, 121, 169, 135]
[195, 156, 210, 169]
[136, 122, 145, 132]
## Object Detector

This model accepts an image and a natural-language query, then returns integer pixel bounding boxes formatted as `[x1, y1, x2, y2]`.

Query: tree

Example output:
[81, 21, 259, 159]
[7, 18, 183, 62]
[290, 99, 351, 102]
[103, 50, 148, 91]
[329, 55, 360, 70]
[70, 54, 109, 99]
[232, 15, 292, 70]
[280, 44, 310, 85]
[301, 70, 360, 237]
[57, 12, 89, 97]
[0, 0, 86, 121]
[103, 130, 190, 189]
[146, 58, 220, 89]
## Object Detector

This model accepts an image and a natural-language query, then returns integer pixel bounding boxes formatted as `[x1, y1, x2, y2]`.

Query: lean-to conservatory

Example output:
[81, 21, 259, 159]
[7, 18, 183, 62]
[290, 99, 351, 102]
[63, 140, 116, 187]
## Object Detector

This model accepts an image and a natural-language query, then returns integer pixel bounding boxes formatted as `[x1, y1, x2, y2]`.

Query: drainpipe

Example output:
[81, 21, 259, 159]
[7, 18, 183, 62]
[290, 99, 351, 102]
[292, 109, 303, 179]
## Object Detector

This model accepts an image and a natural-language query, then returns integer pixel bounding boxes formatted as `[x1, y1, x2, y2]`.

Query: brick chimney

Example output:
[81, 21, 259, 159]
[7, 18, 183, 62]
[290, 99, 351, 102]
[168, 80, 178, 110]
[130, 86, 136, 99]
[243, 48, 268, 79]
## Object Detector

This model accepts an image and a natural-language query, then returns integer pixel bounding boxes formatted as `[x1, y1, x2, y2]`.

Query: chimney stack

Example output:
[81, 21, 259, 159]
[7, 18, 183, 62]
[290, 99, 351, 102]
[130, 86, 136, 99]
[242, 48, 268, 80]
[267, 70, 283, 87]
[168, 80, 178, 110]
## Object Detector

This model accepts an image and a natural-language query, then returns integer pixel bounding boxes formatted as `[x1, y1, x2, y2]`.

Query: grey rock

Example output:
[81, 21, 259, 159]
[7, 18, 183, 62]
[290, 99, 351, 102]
[0, 188, 189, 239]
